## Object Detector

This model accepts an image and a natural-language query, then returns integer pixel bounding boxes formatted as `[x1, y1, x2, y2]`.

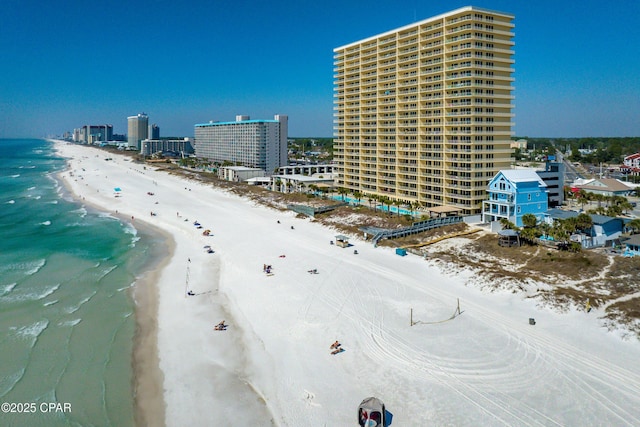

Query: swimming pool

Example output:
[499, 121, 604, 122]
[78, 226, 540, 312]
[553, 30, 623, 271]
[330, 195, 417, 216]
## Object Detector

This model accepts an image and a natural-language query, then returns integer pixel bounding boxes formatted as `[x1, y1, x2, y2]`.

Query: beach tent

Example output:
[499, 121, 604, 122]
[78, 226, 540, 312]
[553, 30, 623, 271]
[335, 234, 350, 248]
[114, 187, 121, 192]
[358, 397, 387, 427]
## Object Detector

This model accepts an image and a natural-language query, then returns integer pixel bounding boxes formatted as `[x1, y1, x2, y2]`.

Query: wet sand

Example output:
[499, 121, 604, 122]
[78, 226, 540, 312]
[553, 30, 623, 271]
[131, 221, 171, 427]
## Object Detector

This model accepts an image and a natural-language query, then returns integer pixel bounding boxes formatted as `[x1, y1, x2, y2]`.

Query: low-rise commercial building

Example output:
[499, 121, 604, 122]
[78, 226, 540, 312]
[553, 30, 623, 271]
[140, 138, 194, 156]
[217, 166, 265, 182]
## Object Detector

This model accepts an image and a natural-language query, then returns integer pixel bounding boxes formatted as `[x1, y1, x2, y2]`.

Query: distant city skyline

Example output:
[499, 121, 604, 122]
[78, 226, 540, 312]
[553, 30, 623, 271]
[1, 0, 639, 138]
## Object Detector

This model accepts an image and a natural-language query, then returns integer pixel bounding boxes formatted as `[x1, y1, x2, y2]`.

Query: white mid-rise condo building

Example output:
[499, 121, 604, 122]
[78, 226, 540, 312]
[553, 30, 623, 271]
[194, 115, 288, 174]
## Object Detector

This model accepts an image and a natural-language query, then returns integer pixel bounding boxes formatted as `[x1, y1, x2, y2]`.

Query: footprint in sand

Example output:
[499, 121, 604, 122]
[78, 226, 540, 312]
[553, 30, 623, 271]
[303, 389, 321, 407]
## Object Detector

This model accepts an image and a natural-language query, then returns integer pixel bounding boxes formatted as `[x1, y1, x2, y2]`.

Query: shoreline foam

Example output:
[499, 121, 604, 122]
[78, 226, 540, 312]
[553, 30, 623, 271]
[55, 144, 168, 426]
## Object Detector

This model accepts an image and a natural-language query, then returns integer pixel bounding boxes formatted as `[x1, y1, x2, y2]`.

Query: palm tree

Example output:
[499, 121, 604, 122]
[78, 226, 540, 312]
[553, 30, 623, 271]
[499, 218, 516, 230]
[626, 218, 640, 234]
[382, 196, 393, 215]
[519, 226, 538, 245]
[353, 191, 363, 205]
[369, 194, 379, 212]
[409, 200, 421, 217]
[594, 193, 606, 209]
[577, 189, 590, 210]
[337, 186, 348, 201]
[551, 220, 570, 243]
[521, 213, 537, 229]
[414, 200, 422, 217]
[619, 200, 634, 215]
[380, 196, 392, 215]
[391, 198, 402, 216]
[606, 204, 622, 217]
[575, 213, 593, 233]
[562, 217, 579, 234]
[563, 186, 574, 206]
[608, 195, 634, 215]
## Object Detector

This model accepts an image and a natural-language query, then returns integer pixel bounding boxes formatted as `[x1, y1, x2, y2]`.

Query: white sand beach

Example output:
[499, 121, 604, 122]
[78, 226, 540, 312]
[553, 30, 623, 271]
[55, 141, 640, 426]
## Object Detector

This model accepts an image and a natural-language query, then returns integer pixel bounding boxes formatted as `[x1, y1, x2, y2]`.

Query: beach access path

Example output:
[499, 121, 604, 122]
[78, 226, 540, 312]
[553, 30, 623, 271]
[56, 141, 640, 426]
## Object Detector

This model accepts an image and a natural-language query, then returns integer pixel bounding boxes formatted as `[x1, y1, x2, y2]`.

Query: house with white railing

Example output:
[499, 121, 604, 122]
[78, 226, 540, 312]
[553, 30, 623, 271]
[482, 170, 548, 227]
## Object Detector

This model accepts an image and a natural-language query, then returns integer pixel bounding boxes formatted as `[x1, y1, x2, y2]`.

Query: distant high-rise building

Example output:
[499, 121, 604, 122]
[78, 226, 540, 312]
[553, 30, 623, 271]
[73, 125, 113, 144]
[333, 6, 515, 215]
[127, 113, 149, 149]
[149, 123, 160, 140]
[194, 115, 288, 173]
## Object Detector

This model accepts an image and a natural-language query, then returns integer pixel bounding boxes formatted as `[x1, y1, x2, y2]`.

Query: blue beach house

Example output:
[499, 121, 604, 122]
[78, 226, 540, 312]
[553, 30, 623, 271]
[482, 170, 548, 227]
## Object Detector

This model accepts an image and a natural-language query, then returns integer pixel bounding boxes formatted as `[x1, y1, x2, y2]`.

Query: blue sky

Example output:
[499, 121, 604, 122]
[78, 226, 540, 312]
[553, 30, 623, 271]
[1, 0, 638, 138]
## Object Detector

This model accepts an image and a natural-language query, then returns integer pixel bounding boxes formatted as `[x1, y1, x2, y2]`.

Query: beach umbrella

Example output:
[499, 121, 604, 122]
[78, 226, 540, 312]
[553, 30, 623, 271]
[114, 187, 121, 192]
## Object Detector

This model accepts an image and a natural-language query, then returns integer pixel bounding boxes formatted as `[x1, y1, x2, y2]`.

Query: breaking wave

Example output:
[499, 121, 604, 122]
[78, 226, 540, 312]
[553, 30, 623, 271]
[58, 318, 82, 327]
[36, 283, 60, 300]
[97, 264, 118, 281]
[26, 259, 47, 276]
[0, 283, 17, 296]
[0, 368, 26, 398]
[15, 319, 49, 342]
[65, 291, 97, 314]
[0, 259, 46, 277]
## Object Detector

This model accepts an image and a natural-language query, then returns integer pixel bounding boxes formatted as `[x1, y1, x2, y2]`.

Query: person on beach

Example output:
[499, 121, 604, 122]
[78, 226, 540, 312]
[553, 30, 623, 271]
[214, 320, 227, 331]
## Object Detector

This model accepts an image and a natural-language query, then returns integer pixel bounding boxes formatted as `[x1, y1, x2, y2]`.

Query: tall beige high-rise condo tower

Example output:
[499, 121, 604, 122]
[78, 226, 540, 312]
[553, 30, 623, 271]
[333, 6, 514, 215]
[127, 113, 149, 149]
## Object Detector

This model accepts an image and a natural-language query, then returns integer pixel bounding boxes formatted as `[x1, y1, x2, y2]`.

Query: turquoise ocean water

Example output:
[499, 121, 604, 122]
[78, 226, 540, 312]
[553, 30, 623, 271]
[0, 139, 158, 426]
